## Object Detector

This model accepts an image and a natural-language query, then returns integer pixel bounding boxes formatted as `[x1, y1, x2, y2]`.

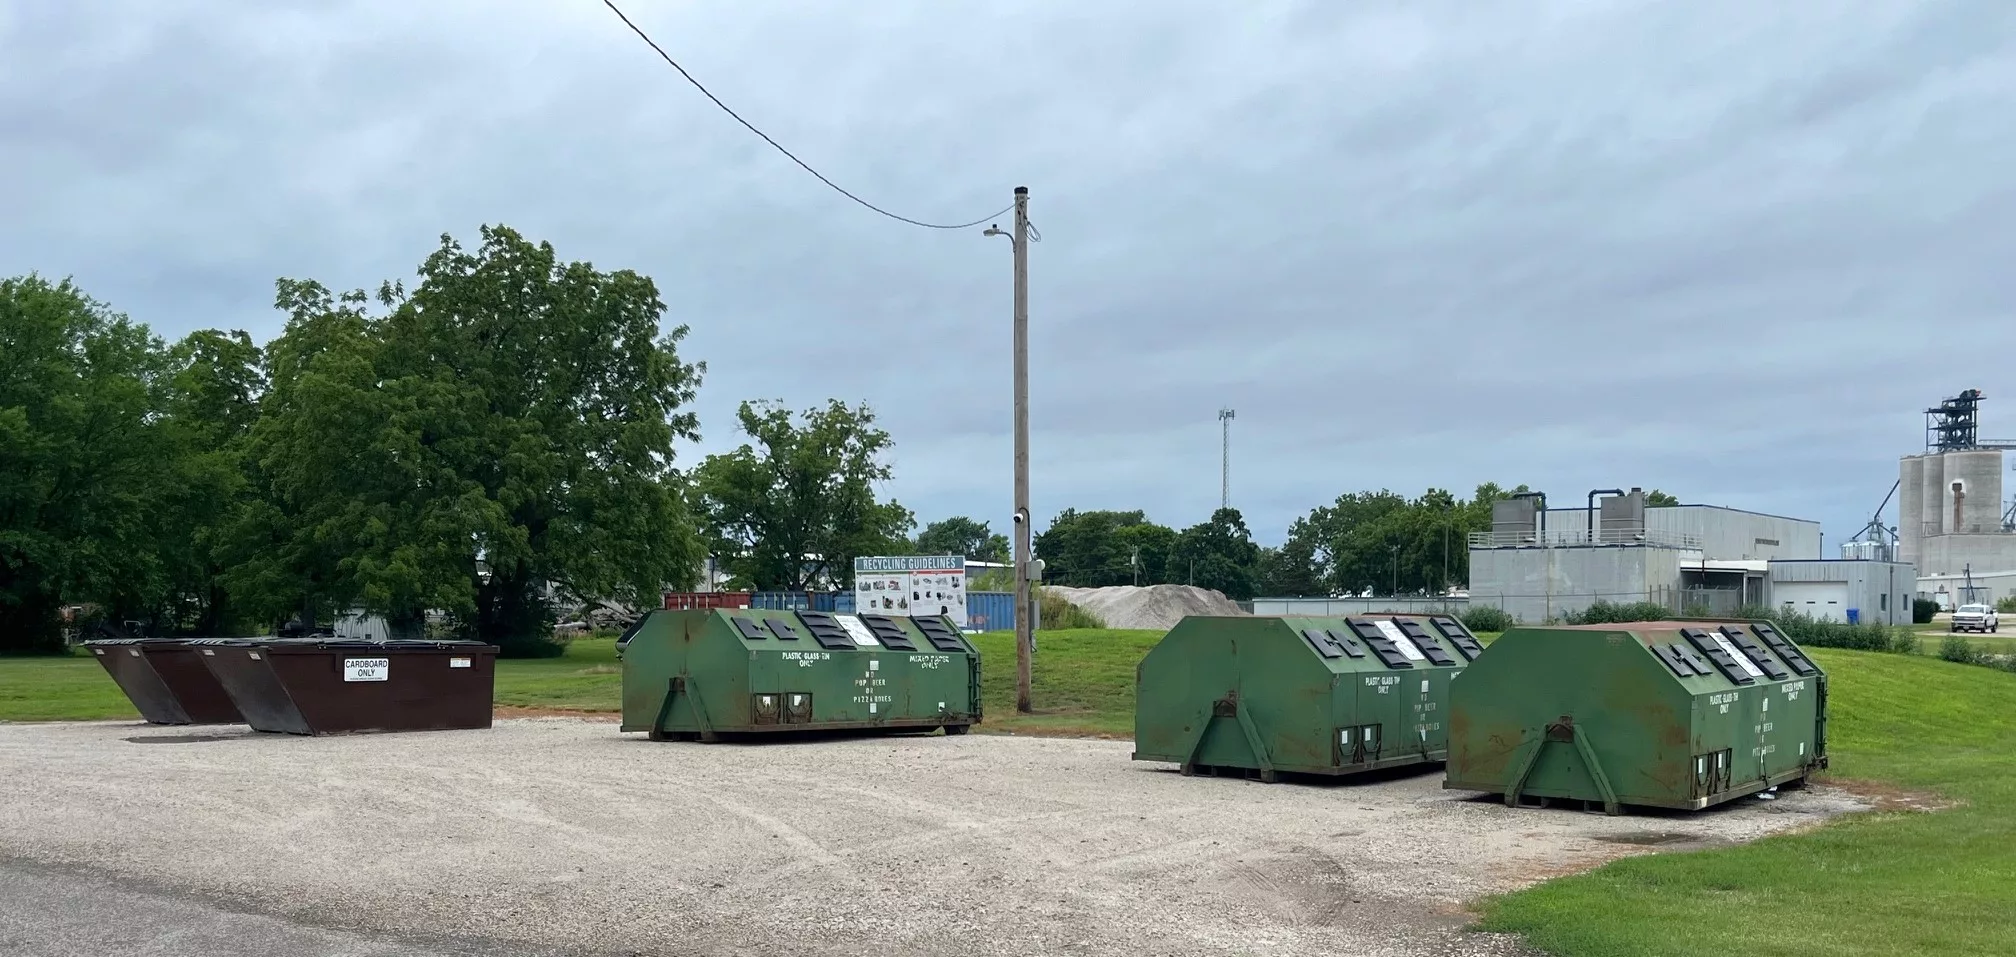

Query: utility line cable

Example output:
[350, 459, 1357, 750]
[600, 0, 1013, 230]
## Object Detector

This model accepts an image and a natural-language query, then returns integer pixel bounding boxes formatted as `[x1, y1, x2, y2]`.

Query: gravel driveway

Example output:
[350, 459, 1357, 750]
[0, 719, 1864, 956]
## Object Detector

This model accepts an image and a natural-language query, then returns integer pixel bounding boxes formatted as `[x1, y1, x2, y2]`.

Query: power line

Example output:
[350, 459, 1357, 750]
[599, 0, 1013, 231]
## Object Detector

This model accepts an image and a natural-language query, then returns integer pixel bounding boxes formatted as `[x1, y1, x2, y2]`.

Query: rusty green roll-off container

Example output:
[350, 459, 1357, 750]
[1444, 619, 1828, 814]
[1132, 614, 1483, 781]
[618, 609, 980, 740]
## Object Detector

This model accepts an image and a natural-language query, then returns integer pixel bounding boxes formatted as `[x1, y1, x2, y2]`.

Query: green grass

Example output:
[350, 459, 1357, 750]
[0, 653, 142, 721]
[491, 637, 623, 711]
[1476, 649, 2016, 957]
[971, 628, 1163, 736]
[1913, 631, 2016, 656]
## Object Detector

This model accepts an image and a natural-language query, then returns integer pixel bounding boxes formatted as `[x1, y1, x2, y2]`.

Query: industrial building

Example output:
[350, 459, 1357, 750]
[1895, 390, 2016, 598]
[1895, 390, 2007, 592]
[1763, 559, 1916, 626]
[1469, 489, 1827, 623]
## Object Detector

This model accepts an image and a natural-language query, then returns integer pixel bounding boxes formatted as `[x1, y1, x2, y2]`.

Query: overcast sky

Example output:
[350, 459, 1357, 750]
[5, 0, 2014, 550]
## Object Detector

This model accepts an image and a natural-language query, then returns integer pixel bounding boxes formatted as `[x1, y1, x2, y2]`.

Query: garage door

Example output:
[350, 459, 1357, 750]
[1772, 581, 1849, 622]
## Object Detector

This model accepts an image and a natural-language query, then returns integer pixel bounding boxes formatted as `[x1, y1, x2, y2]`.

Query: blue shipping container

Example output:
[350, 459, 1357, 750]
[967, 591, 1016, 633]
[749, 592, 813, 611]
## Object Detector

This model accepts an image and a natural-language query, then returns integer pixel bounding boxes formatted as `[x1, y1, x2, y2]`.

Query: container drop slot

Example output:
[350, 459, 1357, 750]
[1750, 623, 1819, 676]
[1654, 643, 1707, 678]
[1394, 619, 1458, 666]
[796, 612, 859, 651]
[1323, 629, 1368, 658]
[731, 617, 770, 640]
[765, 618, 802, 641]
[1428, 616, 1486, 659]
[1718, 626, 1791, 680]
[913, 617, 971, 653]
[1680, 627, 1756, 685]
[1344, 619, 1415, 669]
[1301, 628, 1342, 658]
[859, 615, 920, 651]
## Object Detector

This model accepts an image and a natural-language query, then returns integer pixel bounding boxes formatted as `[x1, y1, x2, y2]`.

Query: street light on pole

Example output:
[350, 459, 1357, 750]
[984, 187, 1033, 713]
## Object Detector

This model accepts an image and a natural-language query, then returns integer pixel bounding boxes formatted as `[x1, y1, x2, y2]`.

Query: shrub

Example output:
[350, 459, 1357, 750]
[1997, 596, 2016, 614]
[1566, 601, 1673, 625]
[1914, 599, 1941, 625]
[1939, 635, 1985, 666]
[1035, 589, 1106, 630]
[1732, 605, 1917, 654]
[1459, 606, 1516, 634]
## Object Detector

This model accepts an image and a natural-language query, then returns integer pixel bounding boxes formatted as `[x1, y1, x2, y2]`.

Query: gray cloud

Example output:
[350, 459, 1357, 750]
[4, 0, 2013, 550]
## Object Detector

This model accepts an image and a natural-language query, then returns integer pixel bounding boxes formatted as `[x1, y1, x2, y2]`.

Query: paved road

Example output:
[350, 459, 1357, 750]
[0, 860, 565, 957]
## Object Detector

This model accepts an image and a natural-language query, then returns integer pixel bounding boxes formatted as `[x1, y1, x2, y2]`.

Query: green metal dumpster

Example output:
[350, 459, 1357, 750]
[1443, 619, 1828, 814]
[83, 638, 244, 725]
[618, 609, 981, 740]
[192, 638, 499, 735]
[1132, 614, 1482, 781]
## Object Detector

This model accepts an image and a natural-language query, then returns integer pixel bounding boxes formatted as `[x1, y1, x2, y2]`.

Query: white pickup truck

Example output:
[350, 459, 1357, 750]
[1950, 603, 2000, 634]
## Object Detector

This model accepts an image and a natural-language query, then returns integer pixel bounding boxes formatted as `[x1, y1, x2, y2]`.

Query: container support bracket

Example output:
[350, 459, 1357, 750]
[1179, 693, 1277, 783]
[1233, 704, 1277, 783]
[1503, 719, 1621, 816]
[1502, 737, 1544, 809]
[651, 675, 719, 742]
[1177, 713, 1213, 777]
[1569, 726, 1621, 816]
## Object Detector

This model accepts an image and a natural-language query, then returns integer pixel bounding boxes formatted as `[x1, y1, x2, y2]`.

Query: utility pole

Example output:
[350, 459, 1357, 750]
[1218, 408, 1235, 510]
[987, 188, 1034, 713]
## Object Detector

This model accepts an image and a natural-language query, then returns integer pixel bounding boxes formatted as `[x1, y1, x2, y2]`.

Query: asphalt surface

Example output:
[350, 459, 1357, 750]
[0, 859, 550, 957]
[0, 719, 1866, 956]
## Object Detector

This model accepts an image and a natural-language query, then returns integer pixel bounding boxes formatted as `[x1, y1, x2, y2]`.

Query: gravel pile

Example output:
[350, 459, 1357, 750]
[1044, 584, 1247, 630]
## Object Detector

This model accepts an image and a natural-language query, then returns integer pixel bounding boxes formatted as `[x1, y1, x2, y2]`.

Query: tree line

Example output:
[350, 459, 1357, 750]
[1024, 486, 1677, 601]
[4, 224, 1680, 654]
[1, 226, 919, 656]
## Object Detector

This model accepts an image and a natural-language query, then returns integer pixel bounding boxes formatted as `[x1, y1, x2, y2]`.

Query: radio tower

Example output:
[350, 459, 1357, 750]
[1218, 408, 1235, 509]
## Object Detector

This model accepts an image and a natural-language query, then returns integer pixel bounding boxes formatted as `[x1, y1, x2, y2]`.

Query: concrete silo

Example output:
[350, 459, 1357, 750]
[1898, 454, 1925, 567]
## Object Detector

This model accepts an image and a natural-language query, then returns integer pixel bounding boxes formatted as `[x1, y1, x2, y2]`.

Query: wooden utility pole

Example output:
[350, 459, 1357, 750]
[988, 188, 1034, 712]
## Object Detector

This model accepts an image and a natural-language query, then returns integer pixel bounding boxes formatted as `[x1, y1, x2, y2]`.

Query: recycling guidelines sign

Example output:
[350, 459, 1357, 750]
[854, 555, 967, 628]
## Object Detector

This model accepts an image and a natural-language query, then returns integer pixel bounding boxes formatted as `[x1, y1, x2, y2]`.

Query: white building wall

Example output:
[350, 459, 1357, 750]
[1918, 569, 2016, 608]
[1536, 505, 1820, 560]
[1469, 545, 1689, 624]
[1914, 534, 2016, 578]
[1766, 560, 1914, 626]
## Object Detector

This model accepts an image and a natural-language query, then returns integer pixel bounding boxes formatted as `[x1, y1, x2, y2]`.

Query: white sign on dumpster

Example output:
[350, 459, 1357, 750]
[343, 657, 390, 682]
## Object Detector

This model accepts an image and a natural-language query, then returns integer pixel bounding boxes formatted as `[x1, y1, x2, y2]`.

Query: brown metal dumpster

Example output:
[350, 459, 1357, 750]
[83, 638, 244, 725]
[191, 638, 499, 735]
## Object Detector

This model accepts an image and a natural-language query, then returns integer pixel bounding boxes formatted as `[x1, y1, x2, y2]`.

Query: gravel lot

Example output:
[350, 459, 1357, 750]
[0, 719, 1866, 957]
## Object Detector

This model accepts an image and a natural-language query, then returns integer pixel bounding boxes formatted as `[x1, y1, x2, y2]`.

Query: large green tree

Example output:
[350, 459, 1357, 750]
[1031, 509, 1179, 587]
[915, 516, 1009, 563]
[0, 277, 177, 652]
[1166, 507, 1262, 599]
[692, 399, 914, 591]
[225, 226, 706, 654]
[157, 329, 266, 635]
[1280, 483, 1537, 596]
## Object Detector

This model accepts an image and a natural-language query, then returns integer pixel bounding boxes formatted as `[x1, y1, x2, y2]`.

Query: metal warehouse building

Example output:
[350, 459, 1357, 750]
[1469, 489, 1827, 623]
[1765, 559, 1916, 626]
